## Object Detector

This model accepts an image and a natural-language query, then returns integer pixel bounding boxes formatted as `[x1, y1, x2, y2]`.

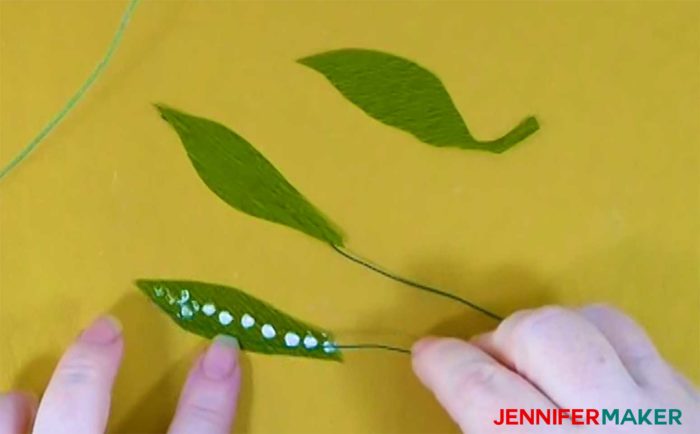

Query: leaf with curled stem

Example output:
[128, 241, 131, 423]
[299, 48, 539, 153]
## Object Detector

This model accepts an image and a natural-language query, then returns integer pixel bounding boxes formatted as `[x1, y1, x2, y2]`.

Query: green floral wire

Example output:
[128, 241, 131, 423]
[331, 244, 504, 321]
[335, 343, 411, 355]
[0, 0, 140, 181]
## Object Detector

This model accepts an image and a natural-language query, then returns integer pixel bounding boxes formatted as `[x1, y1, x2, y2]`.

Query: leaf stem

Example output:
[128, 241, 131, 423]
[480, 116, 540, 154]
[331, 244, 503, 321]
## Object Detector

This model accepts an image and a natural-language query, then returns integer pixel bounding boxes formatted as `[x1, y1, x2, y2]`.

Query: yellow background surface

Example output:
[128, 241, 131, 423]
[1, 1, 698, 433]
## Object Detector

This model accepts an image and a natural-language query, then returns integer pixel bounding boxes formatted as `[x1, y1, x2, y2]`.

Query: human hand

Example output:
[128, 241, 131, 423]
[412, 305, 699, 433]
[0, 315, 241, 434]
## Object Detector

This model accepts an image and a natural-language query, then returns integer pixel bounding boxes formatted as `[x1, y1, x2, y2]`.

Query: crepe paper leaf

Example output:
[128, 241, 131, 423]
[136, 279, 342, 361]
[155, 105, 345, 246]
[299, 48, 539, 153]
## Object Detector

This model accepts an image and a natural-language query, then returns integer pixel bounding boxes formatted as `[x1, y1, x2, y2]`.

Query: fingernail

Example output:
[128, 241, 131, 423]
[412, 337, 438, 355]
[79, 315, 122, 345]
[202, 335, 239, 380]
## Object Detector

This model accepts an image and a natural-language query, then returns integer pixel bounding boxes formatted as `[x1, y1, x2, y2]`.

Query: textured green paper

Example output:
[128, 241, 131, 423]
[299, 48, 539, 153]
[136, 279, 342, 361]
[156, 105, 344, 245]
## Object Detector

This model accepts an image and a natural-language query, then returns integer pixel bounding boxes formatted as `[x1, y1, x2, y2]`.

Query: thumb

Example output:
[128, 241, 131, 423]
[411, 337, 563, 434]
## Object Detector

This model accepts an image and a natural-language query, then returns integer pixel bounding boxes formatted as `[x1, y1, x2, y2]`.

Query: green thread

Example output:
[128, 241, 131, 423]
[0, 0, 140, 181]
[331, 244, 504, 321]
[335, 343, 410, 355]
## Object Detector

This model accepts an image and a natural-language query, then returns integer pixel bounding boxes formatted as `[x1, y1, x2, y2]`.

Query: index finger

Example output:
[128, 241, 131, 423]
[33, 316, 124, 434]
[412, 337, 562, 433]
[481, 306, 638, 407]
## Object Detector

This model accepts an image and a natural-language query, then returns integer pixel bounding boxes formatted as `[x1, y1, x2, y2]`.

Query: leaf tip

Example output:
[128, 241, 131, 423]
[153, 104, 194, 134]
[296, 54, 318, 69]
[133, 279, 152, 292]
[153, 103, 175, 119]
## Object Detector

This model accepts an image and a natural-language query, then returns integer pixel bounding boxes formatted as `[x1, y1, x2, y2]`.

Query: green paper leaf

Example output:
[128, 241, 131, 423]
[156, 105, 344, 246]
[299, 48, 539, 153]
[136, 279, 342, 361]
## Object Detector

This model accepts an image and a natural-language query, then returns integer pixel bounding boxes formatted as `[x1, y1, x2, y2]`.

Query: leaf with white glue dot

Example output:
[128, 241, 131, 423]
[136, 279, 342, 361]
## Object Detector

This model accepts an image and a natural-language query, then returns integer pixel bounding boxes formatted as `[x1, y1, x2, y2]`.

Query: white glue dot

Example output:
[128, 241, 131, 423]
[178, 289, 190, 304]
[218, 311, 233, 326]
[261, 324, 276, 339]
[165, 293, 176, 305]
[180, 305, 194, 319]
[284, 332, 300, 347]
[322, 341, 337, 353]
[241, 314, 255, 329]
[153, 286, 165, 297]
[303, 335, 318, 349]
[202, 303, 216, 316]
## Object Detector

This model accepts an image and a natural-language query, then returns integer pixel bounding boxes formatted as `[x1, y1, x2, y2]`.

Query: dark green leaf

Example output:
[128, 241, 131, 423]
[299, 48, 539, 153]
[155, 105, 344, 245]
[136, 279, 342, 361]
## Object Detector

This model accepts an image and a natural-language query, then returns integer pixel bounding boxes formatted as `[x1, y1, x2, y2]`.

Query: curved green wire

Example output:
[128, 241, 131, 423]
[331, 244, 504, 321]
[0, 0, 140, 181]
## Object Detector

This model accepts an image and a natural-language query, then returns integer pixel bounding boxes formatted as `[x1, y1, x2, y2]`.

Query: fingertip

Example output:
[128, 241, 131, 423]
[0, 391, 37, 434]
[79, 315, 123, 346]
[213, 334, 240, 351]
[469, 331, 501, 361]
[411, 338, 434, 385]
[411, 337, 447, 375]
[412, 337, 466, 357]
[20, 391, 38, 417]
[411, 336, 439, 356]
[11, 390, 37, 408]
[0, 390, 35, 410]
[579, 302, 617, 316]
[202, 335, 240, 381]
[169, 337, 242, 434]
[411, 337, 468, 387]
[18, 391, 38, 429]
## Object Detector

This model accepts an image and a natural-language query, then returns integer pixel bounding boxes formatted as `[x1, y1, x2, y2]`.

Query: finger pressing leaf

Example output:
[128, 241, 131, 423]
[136, 279, 342, 361]
[299, 48, 539, 153]
[155, 105, 344, 246]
